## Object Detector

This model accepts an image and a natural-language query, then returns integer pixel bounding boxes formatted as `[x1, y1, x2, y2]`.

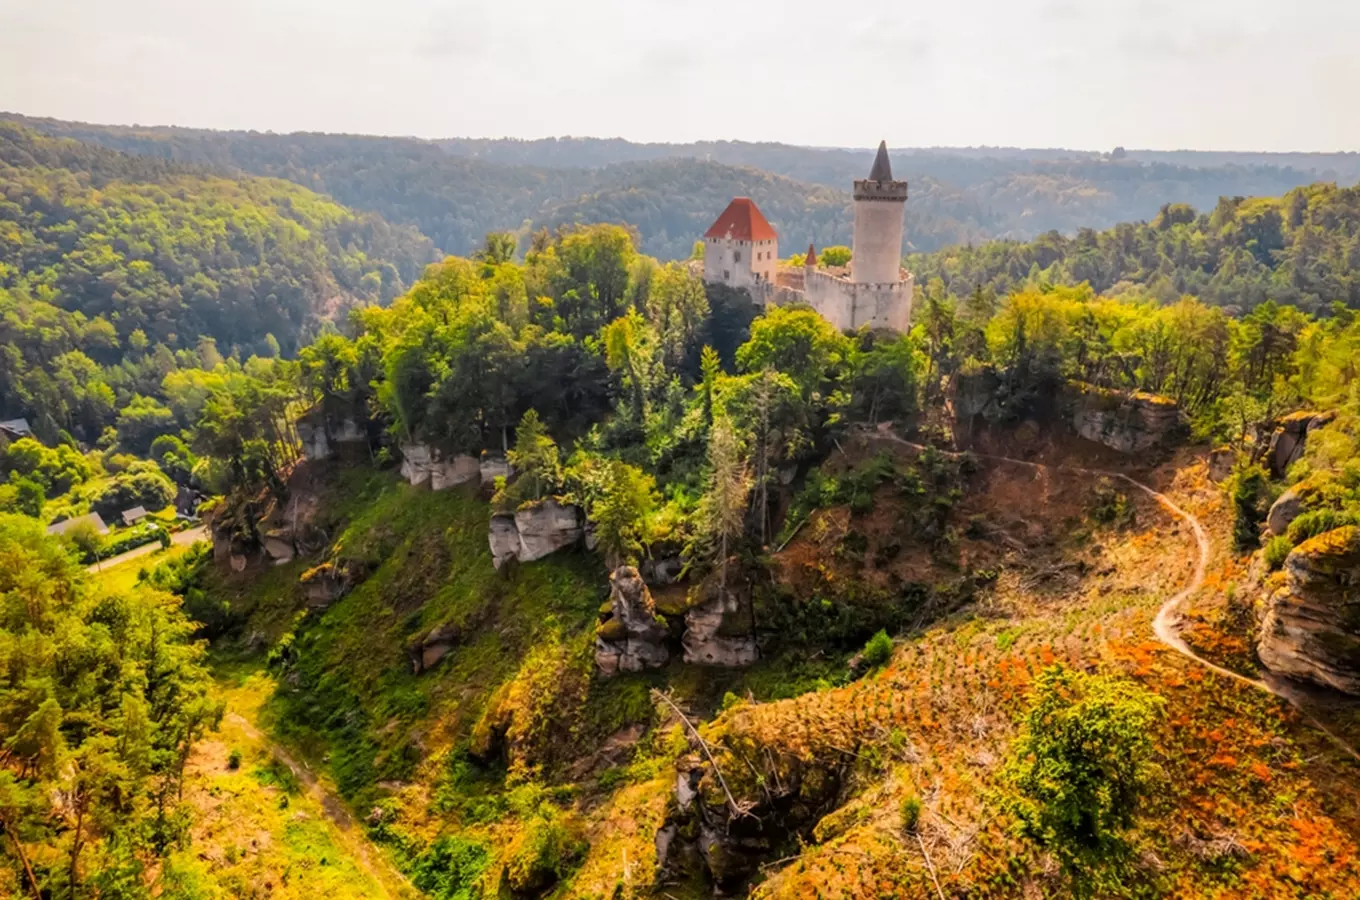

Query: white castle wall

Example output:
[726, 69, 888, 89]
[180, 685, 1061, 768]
[703, 236, 778, 289]
[803, 269, 914, 332]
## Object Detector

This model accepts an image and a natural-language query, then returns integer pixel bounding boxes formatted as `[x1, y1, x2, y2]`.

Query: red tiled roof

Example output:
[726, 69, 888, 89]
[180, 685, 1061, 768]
[805, 243, 817, 266]
[704, 197, 778, 242]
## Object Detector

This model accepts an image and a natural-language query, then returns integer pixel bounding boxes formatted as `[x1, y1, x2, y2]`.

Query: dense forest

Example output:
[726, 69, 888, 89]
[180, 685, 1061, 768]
[0, 123, 434, 444]
[8, 113, 1358, 261]
[910, 183, 1360, 314]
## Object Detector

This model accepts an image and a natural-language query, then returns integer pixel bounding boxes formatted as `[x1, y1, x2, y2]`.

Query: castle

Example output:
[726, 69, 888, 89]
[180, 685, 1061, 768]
[701, 141, 915, 332]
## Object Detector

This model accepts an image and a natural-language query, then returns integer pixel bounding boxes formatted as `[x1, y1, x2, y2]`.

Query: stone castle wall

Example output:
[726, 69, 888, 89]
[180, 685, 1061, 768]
[803, 268, 913, 331]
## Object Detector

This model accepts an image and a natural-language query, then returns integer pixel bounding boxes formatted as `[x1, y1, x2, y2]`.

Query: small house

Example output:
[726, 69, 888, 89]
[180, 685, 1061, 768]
[121, 506, 150, 527]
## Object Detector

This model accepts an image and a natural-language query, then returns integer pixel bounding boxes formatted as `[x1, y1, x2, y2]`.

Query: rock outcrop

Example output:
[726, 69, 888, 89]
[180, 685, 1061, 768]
[399, 444, 480, 490]
[488, 499, 585, 569]
[1266, 410, 1337, 478]
[1208, 446, 1235, 483]
[479, 455, 512, 485]
[297, 416, 367, 461]
[1071, 384, 1185, 454]
[682, 567, 758, 667]
[640, 556, 685, 587]
[1266, 485, 1308, 537]
[1257, 526, 1360, 695]
[299, 562, 353, 609]
[408, 621, 464, 674]
[595, 566, 670, 676]
[261, 529, 295, 564]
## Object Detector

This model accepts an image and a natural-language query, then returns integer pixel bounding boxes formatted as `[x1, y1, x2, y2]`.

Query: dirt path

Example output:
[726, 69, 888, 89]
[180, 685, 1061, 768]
[225, 711, 418, 898]
[860, 426, 1360, 762]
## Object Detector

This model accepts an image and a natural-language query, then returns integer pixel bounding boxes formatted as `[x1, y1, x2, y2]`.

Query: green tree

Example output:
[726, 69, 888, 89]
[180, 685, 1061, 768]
[501, 409, 561, 507]
[698, 416, 750, 595]
[819, 245, 852, 267]
[1005, 665, 1165, 896]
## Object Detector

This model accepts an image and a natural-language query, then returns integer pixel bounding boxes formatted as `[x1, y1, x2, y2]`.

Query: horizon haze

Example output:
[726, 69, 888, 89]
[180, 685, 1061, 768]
[2, 0, 1358, 152]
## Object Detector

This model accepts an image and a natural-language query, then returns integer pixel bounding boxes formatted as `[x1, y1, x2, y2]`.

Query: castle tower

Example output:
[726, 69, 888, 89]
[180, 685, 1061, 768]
[702, 197, 778, 290]
[851, 141, 908, 285]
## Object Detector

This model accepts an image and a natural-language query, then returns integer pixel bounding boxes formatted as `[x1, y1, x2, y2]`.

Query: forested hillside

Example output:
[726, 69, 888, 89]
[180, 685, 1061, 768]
[0, 123, 434, 442]
[4, 116, 1360, 899]
[9, 114, 1357, 260]
[910, 183, 1360, 314]
[14, 209, 1346, 897]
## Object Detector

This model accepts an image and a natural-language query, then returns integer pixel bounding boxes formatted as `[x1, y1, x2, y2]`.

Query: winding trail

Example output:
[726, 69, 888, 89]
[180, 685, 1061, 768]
[226, 711, 418, 898]
[859, 427, 1360, 763]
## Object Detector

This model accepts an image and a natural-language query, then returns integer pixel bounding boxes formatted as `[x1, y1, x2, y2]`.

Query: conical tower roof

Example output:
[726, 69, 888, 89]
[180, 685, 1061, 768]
[805, 243, 817, 266]
[868, 140, 893, 181]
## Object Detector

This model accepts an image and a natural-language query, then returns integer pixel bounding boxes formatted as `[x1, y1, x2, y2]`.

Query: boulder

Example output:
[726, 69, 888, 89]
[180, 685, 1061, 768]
[262, 531, 295, 564]
[300, 563, 349, 609]
[408, 621, 463, 674]
[682, 567, 758, 667]
[1257, 526, 1360, 695]
[1071, 384, 1185, 454]
[640, 556, 685, 587]
[1266, 486, 1307, 537]
[514, 500, 584, 562]
[489, 513, 521, 569]
[400, 443, 439, 486]
[949, 367, 1002, 422]
[1266, 410, 1336, 478]
[595, 566, 670, 676]
[401, 444, 480, 489]
[297, 420, 331, 461]
[1208, 446, 1235, 483]
[487, 499, 585, 569]
[479, 455, 512, 485]
[431, 454, 480, 491]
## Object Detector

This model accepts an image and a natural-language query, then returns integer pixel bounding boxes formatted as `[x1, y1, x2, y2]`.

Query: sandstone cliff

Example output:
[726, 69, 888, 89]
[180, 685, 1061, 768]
[1070, 384, 1185, 454]
[1257, 525, 1360, 695]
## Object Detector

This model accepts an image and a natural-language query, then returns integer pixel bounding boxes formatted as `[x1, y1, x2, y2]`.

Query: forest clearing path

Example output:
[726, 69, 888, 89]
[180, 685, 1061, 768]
[857, 426, 1360, 763]
[224, 709, 419, 898]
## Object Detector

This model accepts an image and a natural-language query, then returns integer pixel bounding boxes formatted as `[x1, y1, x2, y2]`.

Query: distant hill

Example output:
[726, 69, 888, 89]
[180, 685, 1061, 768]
[909, 182, 1360, 314]
[7, 113, 1359, 261]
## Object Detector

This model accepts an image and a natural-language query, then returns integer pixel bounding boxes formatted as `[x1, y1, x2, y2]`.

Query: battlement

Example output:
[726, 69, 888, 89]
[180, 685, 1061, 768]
[852, 179, 909, 202]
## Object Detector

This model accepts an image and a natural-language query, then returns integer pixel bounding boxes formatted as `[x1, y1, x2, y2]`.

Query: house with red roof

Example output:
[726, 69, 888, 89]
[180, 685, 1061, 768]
[701, 197, 779, 291]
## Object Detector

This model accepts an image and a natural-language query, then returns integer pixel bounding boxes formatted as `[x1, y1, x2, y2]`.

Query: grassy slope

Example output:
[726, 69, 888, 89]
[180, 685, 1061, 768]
[88, 544, 405, 899]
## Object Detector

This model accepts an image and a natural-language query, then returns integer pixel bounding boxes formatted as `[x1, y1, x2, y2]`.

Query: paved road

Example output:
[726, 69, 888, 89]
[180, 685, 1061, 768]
[859, 426, 1360, 763]
[87, 524, 209, 573]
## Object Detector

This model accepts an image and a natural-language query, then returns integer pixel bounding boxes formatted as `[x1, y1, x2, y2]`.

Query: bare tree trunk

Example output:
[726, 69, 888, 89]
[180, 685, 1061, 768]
[2, 818, 41, 900]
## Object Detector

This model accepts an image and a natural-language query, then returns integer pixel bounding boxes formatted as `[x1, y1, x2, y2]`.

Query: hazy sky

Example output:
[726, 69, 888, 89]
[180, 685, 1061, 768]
[2, 0, 1357, 151]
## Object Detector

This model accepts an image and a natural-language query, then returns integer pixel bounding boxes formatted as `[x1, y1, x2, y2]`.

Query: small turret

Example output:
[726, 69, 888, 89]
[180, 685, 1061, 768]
[804, 243, 817, 268]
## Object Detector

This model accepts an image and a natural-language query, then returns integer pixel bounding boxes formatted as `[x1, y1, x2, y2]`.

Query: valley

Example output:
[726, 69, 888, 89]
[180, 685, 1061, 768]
[2, 115, 1360, 899]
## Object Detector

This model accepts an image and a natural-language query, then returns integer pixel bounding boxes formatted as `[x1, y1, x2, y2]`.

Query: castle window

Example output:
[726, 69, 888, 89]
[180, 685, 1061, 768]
[734, 250, 742, 263]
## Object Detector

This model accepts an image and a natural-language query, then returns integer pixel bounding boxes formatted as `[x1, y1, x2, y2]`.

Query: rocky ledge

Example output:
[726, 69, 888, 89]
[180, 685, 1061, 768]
[682, 566, 758, 667]
[488, 499, 585, 569]
[1266, 409, 1336, 478]
[594, 566, 670, 676]
[1257, 525, 1360, 695]
[399, 443, 481, 490]
[1070, 384, 1185, 454]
